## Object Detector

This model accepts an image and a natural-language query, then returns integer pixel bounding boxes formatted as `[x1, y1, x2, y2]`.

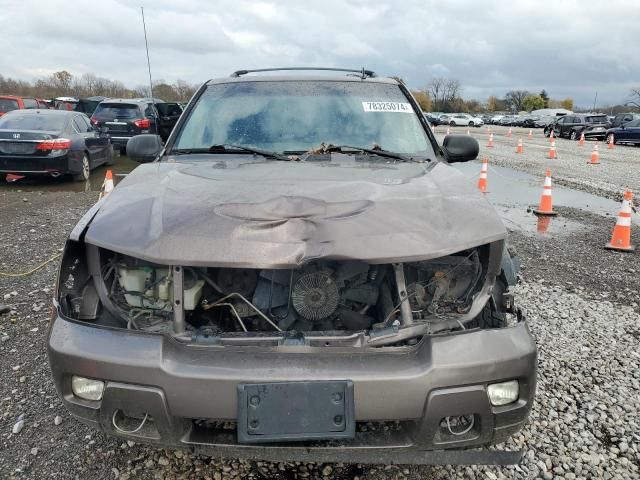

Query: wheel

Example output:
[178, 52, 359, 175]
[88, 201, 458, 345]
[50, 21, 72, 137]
[570, 130, 579, 140]
[607, 133, 615, 145]
[449, 121, 456, 127]
[105, 145, 115, 166]
[544, 128, 551, 137]
[468, 121, 474, 127]
[72, 154, 90, 182]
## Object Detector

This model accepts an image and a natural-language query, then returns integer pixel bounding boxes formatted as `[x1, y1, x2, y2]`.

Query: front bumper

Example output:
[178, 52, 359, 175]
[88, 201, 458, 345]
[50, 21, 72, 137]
[48, 313, 537, 464]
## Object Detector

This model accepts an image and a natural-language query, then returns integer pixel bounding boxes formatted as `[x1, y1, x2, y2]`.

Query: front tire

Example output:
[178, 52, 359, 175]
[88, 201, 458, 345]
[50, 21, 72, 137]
[450, 121, 456, 127]
[72, 154, 90, 182]
[105, 145, 115, 166]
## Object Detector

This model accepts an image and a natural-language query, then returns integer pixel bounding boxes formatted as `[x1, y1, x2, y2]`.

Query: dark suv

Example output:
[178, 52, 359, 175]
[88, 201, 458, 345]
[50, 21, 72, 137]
[91, 98, 181, 153]
[48, 68, 536, 465]
[545, 113, 610, 140]
[610, 113, 640, 129]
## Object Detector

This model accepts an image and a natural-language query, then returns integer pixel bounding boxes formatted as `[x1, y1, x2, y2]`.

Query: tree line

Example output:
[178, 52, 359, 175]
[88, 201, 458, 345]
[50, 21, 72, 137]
[409, 78, 575, 113]
[0, 70, 198, 102]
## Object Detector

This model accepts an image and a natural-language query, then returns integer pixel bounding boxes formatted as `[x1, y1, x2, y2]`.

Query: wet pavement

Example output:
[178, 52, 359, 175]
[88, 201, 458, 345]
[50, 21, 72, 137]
[0, 152, 138, 193]
[1, 153, 630, 235]
[452, 161, 632, 234]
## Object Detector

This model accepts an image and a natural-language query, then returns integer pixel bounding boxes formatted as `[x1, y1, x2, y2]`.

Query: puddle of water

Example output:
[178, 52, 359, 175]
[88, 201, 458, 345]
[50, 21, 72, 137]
[0, 153, 138, 193]
[452, 161, 629, 234]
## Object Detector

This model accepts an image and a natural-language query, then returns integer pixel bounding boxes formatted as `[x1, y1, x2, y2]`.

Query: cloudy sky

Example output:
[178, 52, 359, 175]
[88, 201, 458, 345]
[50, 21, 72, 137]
[1, 0, 638, 107]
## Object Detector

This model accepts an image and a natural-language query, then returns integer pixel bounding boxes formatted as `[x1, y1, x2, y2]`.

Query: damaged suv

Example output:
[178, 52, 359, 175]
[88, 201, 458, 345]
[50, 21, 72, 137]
[48, 68, 536, 465]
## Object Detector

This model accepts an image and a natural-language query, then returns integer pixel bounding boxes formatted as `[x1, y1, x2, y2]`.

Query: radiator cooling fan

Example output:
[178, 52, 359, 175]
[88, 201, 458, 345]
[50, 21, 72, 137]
[291, 270, 340, 321]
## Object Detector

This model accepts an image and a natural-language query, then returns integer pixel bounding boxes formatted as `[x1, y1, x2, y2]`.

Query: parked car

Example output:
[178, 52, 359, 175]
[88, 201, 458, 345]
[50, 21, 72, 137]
[49, 67, 536, 464]
[90, 98, 182, 152]
[499, 116, 515, 126]
[54, 97, 80, 111]
[438, 113, 451, 125]
[480, 114, 493, 124]
[610, 113, 640, 129]
[448, 113, 483, 127]
[522, 116, 540, 128]
[544, 114, 610, 140]
[605, 118, 640, 146]
[0, 109, 113, 181]
[0, 95, 48, 116]
[76, 96, 109, 116]
[490, 114, 504, 124]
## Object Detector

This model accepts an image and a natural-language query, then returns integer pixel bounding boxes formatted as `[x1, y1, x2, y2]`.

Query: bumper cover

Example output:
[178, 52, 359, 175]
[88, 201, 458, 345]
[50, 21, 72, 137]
[48, 314, 537, 464]
[0, 153, 77, 175]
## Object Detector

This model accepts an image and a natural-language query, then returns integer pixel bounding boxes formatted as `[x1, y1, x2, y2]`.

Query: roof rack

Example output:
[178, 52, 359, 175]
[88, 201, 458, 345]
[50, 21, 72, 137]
[230, 67, 377, 79]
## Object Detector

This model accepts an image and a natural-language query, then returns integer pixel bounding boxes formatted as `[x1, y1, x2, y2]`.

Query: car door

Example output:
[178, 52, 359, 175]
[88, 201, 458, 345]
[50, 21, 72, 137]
[73, 115, 104, 164]
[553, 117, 565, 136]
[623, 119, 640, 144]
[155, 102, 183, 140]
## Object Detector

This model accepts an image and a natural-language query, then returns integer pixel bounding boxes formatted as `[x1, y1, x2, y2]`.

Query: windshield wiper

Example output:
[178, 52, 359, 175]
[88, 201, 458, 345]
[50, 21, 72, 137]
[171, 144, 292, 161]
[208, 144, 291, 161]
[303, 143, 418, 162]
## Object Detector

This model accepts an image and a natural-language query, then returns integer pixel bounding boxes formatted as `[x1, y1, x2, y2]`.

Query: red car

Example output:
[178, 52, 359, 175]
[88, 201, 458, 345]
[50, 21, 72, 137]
[0, 95, 49, 117]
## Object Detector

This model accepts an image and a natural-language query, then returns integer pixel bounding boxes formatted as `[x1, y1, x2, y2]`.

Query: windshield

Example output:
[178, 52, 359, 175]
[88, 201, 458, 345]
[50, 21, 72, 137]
[93, 103, 141, 120]
[0, 98, 19, 113]
[0, 113, 67, 131]
[586, 115, 608, 124]
[625, 119, 640, 127]
[173, 81, 432, 156]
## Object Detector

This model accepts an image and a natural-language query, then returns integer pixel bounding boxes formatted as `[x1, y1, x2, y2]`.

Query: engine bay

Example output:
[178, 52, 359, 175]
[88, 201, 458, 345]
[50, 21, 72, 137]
[94, 249, 486, 337]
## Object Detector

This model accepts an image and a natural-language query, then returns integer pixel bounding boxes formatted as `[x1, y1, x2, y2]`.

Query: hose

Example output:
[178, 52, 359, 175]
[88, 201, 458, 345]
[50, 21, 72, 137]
[0, 253, 61, 277]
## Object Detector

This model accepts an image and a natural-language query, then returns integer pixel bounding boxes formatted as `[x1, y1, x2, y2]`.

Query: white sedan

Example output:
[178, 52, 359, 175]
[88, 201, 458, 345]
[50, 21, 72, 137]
[448, 114, 484, 127]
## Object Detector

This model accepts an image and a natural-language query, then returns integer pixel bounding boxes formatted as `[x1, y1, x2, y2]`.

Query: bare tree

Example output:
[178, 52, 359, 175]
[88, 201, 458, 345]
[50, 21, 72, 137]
[425, 78, 462, 112]
[505, 90, 530, 112]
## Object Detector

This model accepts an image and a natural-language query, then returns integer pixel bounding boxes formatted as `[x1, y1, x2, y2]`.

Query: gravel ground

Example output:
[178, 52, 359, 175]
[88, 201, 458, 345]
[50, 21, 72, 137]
[435, 125, 640, 201]
[1, 176, 639, 479]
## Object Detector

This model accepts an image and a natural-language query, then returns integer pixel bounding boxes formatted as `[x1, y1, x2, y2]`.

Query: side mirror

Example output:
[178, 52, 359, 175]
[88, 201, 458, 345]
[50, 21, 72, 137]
[441, 134, 479, 163]
[126, 134, 163, 163]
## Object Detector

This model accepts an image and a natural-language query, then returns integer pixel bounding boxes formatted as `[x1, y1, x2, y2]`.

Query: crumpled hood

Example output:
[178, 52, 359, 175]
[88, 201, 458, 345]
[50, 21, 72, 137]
[84, 158, 507, 268]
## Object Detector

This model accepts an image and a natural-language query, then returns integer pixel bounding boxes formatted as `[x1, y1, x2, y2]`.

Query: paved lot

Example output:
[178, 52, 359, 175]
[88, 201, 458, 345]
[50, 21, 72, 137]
[0, 136, 639, 479]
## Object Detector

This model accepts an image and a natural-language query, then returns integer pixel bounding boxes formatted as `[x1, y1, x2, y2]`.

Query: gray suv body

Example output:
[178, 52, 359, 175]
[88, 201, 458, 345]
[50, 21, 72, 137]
[48, 68, 536, 465]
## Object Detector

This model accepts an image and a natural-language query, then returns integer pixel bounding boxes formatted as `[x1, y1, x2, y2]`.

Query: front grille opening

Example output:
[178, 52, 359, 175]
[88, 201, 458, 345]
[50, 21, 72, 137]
[111, 409, 160, 440]
[435, 414, 480, 443]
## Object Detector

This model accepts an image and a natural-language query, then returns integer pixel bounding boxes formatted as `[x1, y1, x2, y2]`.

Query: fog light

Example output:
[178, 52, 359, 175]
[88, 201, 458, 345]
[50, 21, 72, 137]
[71, 376, 104, 401]
[487, 380, 519, 406]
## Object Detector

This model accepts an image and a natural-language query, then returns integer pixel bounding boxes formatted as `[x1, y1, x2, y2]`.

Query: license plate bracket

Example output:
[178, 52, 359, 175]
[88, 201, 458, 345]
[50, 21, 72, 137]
[237, 381, 355, 443]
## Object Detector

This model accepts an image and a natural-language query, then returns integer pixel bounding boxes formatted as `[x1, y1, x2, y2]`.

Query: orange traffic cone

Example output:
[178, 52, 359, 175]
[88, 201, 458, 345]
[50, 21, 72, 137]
[528, 129, 533, 139]
[605, 190, 635, 252]
[534, 169, 557, 216]
[589, 144, 600, 164]
[516, 138, 524, 154]
[507, 127, 512, 137]
[578, 132, 585, 146]
[487, 133, 494, 148]
[466, 128, 471, 135]
[446, 126, 451, 135]
[549, 130, 554, 142]
[537, 215, 552, 233]
[99, 170, 114, 199]
[547, 140, 557, 159]
[608, 135, 615, 150]
[477, 158, 489, 193]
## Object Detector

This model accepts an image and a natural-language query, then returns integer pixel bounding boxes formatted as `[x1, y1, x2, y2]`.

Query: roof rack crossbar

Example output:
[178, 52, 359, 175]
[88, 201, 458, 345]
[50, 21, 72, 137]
[230, 67, 376, 79]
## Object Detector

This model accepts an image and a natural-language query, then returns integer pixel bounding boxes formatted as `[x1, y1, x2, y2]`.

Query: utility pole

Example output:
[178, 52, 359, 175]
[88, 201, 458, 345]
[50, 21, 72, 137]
[141, 7, 154, 101]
